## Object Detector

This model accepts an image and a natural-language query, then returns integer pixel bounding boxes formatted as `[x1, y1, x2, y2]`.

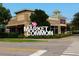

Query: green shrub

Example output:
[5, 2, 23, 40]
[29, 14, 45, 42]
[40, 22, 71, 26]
[72, 30, 79, 34]
[26, 35, 58, 39]
[18, 34, 25, 38]
[0, 31, 72, 38]
[26, 35, 54, 39]
[0, 32, 18, 38]
[0, 32, 7, 38]
[7, 32, 18, 38]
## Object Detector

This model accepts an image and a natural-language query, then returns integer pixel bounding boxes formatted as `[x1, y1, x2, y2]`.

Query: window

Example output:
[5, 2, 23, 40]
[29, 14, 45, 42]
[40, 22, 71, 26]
[60, 19, 65, 24]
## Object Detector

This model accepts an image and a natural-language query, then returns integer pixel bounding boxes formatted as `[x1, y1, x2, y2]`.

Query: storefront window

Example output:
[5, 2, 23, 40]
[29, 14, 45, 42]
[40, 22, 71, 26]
[60, 19, 65, 24]
[50, 26, 58, 34]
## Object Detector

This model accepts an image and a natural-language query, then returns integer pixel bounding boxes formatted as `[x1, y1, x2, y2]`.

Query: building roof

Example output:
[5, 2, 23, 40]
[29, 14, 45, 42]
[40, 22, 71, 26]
[6, 9, 67, 27]
[6, 9, 33, 27]
[6, 17, 28, 27]
[15, 9, 34, 14]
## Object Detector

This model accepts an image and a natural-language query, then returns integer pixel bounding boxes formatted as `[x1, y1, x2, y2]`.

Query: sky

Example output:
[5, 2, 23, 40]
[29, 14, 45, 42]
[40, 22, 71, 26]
[3, 3, 79, 22]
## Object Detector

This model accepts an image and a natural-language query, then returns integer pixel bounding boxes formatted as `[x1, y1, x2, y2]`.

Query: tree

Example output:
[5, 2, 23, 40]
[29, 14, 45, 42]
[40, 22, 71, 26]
[30, 9, 50, 26]
[0, 3, 2, 7]
[71, 12, 79, 30]
[0, 4, 12, 32]
[67, 23, 71, 31]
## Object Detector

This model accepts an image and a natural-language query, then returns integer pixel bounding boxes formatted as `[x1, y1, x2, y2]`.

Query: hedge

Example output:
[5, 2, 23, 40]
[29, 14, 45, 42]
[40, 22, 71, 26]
[72, 30, 79, 34]
[0, 32, 18, 38]
[0, 32, 72, 38]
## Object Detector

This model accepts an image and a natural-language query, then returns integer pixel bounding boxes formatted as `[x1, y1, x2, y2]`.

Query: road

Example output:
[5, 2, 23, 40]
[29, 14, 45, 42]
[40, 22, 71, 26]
[0, 35, 79, 56]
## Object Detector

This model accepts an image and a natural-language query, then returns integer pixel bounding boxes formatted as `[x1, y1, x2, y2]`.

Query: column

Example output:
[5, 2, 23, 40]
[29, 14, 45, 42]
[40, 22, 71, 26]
[58, 26, 61, 34]
[5, 28, 10, 33]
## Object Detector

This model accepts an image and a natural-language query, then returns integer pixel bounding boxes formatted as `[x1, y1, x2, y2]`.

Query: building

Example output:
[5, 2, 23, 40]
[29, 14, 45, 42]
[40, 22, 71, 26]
[47, 10, 67, 34]
[6, 9, 67, 36]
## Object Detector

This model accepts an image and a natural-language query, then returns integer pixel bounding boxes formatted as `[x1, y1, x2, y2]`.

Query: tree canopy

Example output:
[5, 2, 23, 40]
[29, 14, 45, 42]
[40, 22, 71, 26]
[0, 4, 12, 31]
[30, 9, 50, 26]
[71, 12, 79, 30]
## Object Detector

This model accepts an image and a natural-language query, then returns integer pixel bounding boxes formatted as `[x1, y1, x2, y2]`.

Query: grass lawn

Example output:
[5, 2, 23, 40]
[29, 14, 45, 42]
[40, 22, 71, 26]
[0, 38, 48, 42]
